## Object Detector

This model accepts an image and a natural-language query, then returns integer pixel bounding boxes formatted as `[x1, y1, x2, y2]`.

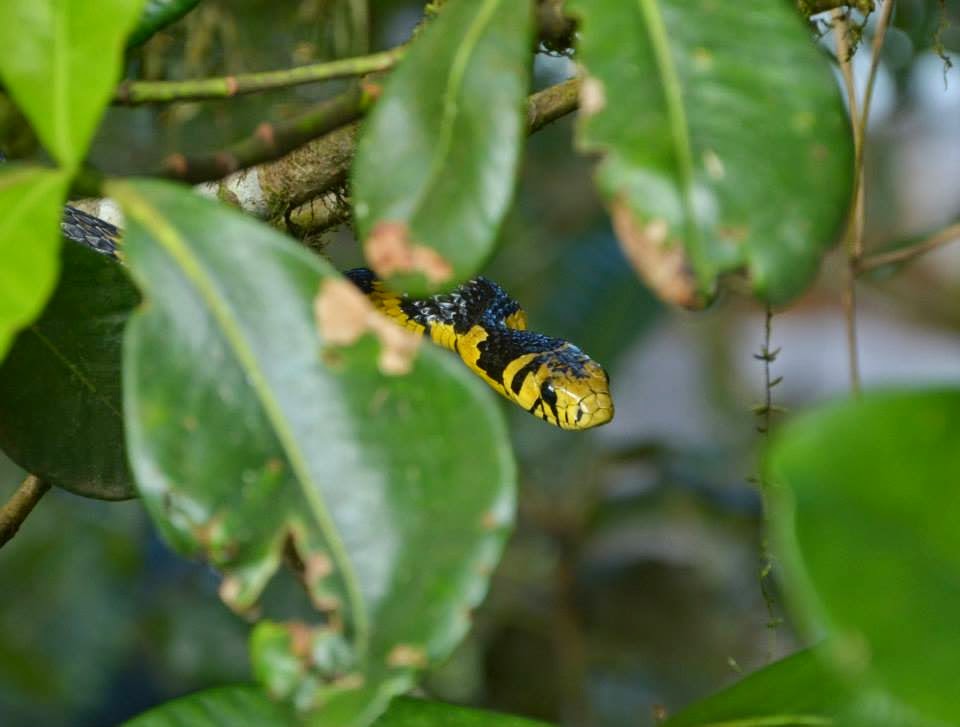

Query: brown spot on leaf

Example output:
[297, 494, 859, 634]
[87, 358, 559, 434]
[610, 199, 705, 310]
[287, 621, 315, 660]
[387, 644, 428, 669]
[163, 153, 188, 177]
[718, 225, 749, 244]
[305, 552, 333, 582]
[182, 415, 198, 431]
[219, 575, 242, 605]
[255, 122, 276, 148]
[365, 221, 454, 285]
[332, 673, 366, 690]
[580, 76, 607, 116]
[314, 278, 421, 375]
[481, 511, 500, 530]
[265, 458, 284, 474]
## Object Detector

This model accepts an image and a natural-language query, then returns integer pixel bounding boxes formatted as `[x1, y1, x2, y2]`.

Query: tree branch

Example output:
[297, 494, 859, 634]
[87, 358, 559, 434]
[115, 48, 403, 105]
[857, 223, 960, 273]
[159, 83, 368, 185]
[0, 475, 50, 548]
[272, 77, 583, 236]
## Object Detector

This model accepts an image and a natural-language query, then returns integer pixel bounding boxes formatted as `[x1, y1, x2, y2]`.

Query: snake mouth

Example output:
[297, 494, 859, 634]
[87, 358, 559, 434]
[570, 390, 614, 430]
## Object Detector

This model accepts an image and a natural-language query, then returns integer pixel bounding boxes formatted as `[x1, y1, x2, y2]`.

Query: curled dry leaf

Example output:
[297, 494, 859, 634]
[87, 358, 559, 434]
[366, 221, 454, 285]
[314, 277, 421, 375]
[610, 199, 704, 310]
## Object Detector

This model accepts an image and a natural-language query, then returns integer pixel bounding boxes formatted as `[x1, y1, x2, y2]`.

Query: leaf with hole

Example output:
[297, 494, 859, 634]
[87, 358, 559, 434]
[568, 0, 853, 308]
[351, 0, 533, 297]
[110, 179, 515, 724]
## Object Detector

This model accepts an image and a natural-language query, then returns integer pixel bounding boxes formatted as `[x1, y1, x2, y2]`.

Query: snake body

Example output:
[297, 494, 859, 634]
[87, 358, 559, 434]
[60, 205, 613, 430]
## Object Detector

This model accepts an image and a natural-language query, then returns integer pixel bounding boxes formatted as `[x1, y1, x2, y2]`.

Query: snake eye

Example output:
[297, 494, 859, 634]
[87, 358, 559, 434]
[540, 381, 558, 408]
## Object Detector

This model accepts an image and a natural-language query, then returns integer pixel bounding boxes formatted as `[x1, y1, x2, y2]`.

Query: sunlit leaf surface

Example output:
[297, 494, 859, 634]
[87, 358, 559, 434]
[0, 0, 145, 168]
[0, 166, 69, 360]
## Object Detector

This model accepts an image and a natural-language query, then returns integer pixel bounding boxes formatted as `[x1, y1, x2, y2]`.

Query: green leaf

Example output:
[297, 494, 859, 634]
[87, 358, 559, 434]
[127, 0, 202, 48]
[0, 166, 69, 360]
[110, 179, 515, 724]
[663, 648, 851, 727]
[0, 241, 138, 500]
[372, 697, 554, 727]
[351, 0, 533, 297]
[121, 685, 298, 727]
[0, 0, 145, 169]
[766, 389, 960, 726]
[122, 689, 553, 727]
[568, 0, 853, 308]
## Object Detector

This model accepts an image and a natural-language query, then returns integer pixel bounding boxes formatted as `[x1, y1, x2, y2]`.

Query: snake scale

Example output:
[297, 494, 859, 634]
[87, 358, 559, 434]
[59, 205, 614, 430]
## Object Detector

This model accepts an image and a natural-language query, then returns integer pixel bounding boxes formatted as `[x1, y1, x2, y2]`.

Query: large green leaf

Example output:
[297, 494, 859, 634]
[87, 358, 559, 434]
[0, 0, 145, 169]
[766, 389, 960, 726]
[110, 179, 515, 724]
[663, 648, 851, 727]
[0, 241, 137, 499]
[0, 166, 69, 360]
[568, 0, 853, 308]
[372, 697, 554, 727]
[351, 0, 533, 297]
[127, 0, 201, 48]
[121, 685, 297, 727]
[122, 689, 553, 727]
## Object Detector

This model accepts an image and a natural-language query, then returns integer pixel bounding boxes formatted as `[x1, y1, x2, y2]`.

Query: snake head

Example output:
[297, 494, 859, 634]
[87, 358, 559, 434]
[518, 343, 614, 431]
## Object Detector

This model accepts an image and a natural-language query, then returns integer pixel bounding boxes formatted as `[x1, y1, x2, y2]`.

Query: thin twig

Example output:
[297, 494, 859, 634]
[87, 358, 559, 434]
[115, 47, 403, 105]
[753, 305, 784, 662]
[0, 475, 51, 548]
[833, 8, 864, 396]
[857, 222, 960, 273]
[263, 77, 582, 227]
[159, 83, 367, 184]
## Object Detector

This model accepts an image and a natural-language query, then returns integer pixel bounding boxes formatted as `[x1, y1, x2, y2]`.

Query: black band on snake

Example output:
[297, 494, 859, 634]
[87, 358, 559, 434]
[59, 205, 614, 430]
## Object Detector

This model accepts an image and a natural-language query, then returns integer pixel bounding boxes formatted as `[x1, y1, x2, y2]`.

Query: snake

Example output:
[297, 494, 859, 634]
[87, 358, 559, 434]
[59, 205, 614, 431]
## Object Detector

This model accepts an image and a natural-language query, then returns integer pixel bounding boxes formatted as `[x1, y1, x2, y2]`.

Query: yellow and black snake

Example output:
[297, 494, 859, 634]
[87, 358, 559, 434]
[60, 205, 614, 431]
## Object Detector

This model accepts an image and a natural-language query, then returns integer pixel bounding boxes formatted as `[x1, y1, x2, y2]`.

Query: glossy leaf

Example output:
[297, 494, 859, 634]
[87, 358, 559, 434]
[352, 0, 533, 297]
[372, 697, 554, 727]
[110, 179, 515, 723]
[0, 166, 69, 360]
[0, 241, 137, 500]
[122, 689, 553, 727]
[663, 648, 850, 726]
[0, 0, 145, 169]
[128, 0, 202, 48]
[568, 0, 853, 308]
[766, 389, 960, 726]
[121, 685, 297, 727]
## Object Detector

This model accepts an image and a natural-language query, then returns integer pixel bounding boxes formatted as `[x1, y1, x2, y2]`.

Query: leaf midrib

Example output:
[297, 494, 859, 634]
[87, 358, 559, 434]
[405, 0, 505, 234]
[635, 0, 702, 278]
[113, 184, 370, 653]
